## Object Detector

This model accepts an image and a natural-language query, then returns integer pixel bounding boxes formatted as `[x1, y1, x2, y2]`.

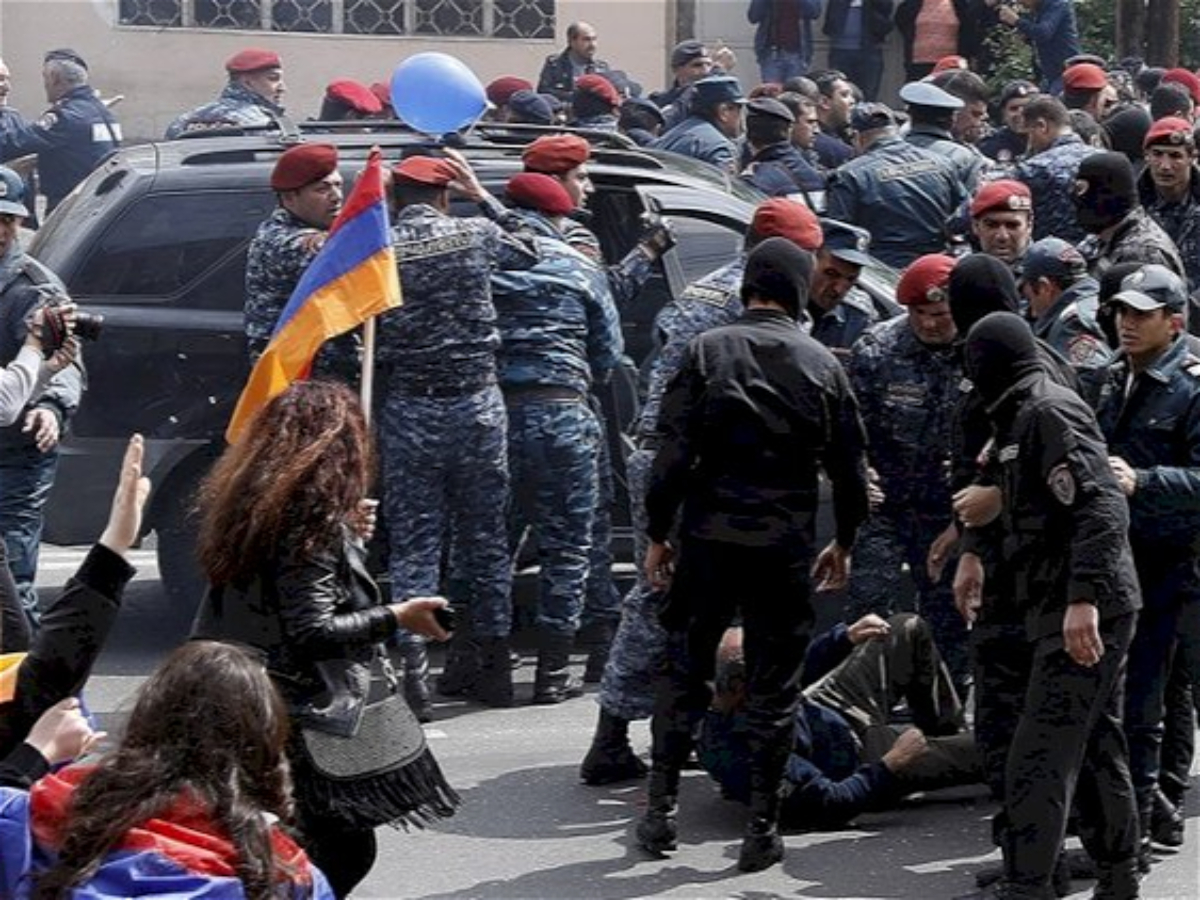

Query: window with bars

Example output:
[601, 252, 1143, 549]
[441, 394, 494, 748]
[117, 0, 555, 38]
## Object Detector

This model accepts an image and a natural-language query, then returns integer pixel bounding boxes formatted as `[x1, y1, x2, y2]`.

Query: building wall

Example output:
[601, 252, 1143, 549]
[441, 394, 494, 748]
[0, 0, 671, 142]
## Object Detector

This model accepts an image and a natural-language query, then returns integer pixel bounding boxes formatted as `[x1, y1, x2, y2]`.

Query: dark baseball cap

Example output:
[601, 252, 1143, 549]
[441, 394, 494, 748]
[0, 167, 30, 218]
[820, 219, 872, 266]
[999, 80, 1038, 108]
[693, 75, 746, 107]
[671, 40, 709, 68]
[746, 97, 794, 123]
[849, 102, 895, 132]
[1111, 265, 1188, 312]
[1018, 238, 1087, 285]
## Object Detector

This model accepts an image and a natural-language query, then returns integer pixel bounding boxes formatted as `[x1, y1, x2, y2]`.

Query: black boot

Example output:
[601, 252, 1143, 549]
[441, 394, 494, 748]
[737, 815, 784, 873]
[637, 763, 679, 856]
[581, 621, 615, 684]
[473, 636, 515, 708]
[1150, 786, 1185, 848]
[1093, 857, 1141, 900]
[400, 639, 432, 723]
[436, 627, 480, 697]
[533, 630, 584, 704]
[1136, 807, 1154, 874]
[580, 709, 648, 785]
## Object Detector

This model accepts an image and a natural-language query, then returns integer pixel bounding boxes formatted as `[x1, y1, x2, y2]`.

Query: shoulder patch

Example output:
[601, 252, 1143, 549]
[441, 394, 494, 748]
[35, 111, 59, 131]
[1047, 462, 1076, 506]
[1185, 355, 1200, 379]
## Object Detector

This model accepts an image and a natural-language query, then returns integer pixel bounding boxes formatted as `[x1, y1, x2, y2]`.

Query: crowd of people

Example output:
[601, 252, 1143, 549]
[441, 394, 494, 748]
[0, 3, 1196, 898]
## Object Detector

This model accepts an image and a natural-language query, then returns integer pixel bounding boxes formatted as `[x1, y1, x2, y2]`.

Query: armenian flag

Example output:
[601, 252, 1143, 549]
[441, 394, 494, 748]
[225, 148, 401, 444]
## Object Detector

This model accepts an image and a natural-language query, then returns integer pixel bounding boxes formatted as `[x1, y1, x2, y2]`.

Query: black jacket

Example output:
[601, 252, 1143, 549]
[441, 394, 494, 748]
[647, 307, 869, 549]
[536, 50, 610, 103]
[191, 530, 398, 737]
[825, 0, 895, 44]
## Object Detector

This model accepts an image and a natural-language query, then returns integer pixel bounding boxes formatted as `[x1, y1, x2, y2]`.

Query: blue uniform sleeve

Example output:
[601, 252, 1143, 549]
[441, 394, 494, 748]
[478, 219, 541, 272]
[585, 266, 624, 381]
[825, 170, 857, 228]
[784, 755, 899, 829]
[0, 111, 57, 160]
[1131, 393, 1200, 517]
[801, 623, 854, 686]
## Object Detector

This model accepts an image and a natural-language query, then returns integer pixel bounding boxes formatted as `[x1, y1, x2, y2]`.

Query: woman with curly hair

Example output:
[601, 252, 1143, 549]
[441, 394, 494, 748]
[0, 640, 332, 899]
[191, 380, 457, 898]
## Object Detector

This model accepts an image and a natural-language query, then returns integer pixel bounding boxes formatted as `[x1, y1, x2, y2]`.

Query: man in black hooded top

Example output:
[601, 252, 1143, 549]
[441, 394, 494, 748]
[636, 236, 870, 874]
[958, 312, 1141, 900]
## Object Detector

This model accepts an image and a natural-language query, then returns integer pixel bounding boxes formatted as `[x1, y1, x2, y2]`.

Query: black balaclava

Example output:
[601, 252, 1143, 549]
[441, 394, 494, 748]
[1096, 261, 1144, 348]
[964, 312, 1043, 407]
[1104, 105, 1152, 163]
[741, 236, 815, 320]
[948, 254, 1022, 337]
[1075, 151, 1138, 234]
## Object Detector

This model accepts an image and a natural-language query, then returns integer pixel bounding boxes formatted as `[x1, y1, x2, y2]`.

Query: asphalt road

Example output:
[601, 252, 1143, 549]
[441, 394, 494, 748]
[38, 545, 1200, 900]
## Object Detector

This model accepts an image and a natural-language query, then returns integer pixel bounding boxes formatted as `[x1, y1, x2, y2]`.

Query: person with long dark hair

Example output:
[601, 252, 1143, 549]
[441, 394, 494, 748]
[191, 380, 457, 898]
[0, 640, 333, 899]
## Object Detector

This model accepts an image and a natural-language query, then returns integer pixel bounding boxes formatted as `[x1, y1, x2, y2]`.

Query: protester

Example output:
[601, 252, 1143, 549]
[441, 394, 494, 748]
[192, 381, 458, 898]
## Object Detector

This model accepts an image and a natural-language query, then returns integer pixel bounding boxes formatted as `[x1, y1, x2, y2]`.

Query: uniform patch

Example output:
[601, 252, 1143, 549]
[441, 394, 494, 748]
[1048, 463, 1076, 506]
[35, 111, 58, 131]
[684, 284, 737, 309]
[1065, 334, 1105, 367]
[958, 376, 974, 394]
[998, 444, 1019, 463]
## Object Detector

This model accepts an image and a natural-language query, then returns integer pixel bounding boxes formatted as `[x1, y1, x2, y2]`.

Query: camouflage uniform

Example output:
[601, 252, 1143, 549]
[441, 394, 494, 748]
[1139, 167, 1200, 332]
[243, 207, 359, 383]
[165, 82, 282, 138]
[378, 201, 538, 640]
[493, 211, 623, 635]
[1013, 133, 1095, 245]
[846, 314, 970, 690]
[599, 256, 745, 720]
[1078, 207, 1185, 285]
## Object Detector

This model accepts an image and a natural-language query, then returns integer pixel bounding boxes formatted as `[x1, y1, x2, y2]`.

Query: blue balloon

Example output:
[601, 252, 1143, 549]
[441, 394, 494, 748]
[391, 53, 487, 135]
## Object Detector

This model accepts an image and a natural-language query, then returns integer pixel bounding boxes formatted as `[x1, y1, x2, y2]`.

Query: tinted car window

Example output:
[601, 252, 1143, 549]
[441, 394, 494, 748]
[70, 191, 272, 304]
[672, 215, 743, 286]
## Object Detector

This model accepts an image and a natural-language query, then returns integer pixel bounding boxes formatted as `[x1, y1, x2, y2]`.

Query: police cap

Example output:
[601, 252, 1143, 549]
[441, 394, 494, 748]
[1018, 238, 1087, 285]
[671, 40, 709, 69]
[1111, 265, 1188, 312]
[819, 218, 872, 266]
[1144, 116, 1195, 150]
[44, 48, 88, 71]
[898, 254, 956, 306]
[999, 80, 1038, 108]
[693, 76, 746, 108]
[0, 167, 30, 218]
[746, 97, 795, 123]
[970, 179, 1033, 218]
[899, 81, 964, 110]
[508, 90, 557, 126]
[849, 102, 896, 132]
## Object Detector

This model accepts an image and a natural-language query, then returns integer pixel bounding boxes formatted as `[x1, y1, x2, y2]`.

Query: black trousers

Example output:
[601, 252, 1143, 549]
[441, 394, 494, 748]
[649, 537, 814, 820]
[1005, 613, 1138, 893]
[299, 813, 378, 899]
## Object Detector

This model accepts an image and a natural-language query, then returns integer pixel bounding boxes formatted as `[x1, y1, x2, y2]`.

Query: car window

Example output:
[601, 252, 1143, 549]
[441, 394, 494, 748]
[69, 191, 272, 301]
[670, 215, 744, 287]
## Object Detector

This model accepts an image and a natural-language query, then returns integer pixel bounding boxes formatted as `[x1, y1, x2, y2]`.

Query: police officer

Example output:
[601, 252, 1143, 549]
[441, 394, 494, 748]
[637, 237, 869, 873]
[652, 75, 746, 173]
[807, 219, 881, 353]
[969, 180, 1034, 268]
[847, 254, 971, 693]
[901, 81, 984, 193]
[568, 75, 620, 131]
[1076, 152, 1185, 286]
[317, 80, 382, 121]
[960, 312, 1141, 900]
[978, 80, 1038, 168]
[1095, 265, 1200, 867]
[740, 97, 824, 200]
[579, 200, 825, 786]
[491, 173, 623, 704]
[826, 102, 967, 269]
[1137, 117, 1200, 333]
[0, 49, 120, 214]
[244, 144, 357, 382]
[0, 166, 81, 631]
[378, 152, 538, 710]
[1012, 95, 1096, 245]
[649, 40, 715, 129]
[165, 48, 285, 139]
[1019, 237, 1110, 372]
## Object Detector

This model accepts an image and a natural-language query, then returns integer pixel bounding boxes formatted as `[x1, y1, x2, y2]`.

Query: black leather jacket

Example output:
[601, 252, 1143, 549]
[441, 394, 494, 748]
[191, 529, 398, 736]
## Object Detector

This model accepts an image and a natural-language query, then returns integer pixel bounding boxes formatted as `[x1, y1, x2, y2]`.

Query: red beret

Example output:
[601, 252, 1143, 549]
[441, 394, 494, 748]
[487, 76, 534, 107]
[325, 80, 382, 115]
[226, 48, 282, 74]
[393, 155, 457, 187]
[932, 55, 968, 75]
[1144, 116, 1196, 149]
[970, 179, 1033, 218]
[750, 198, 822, 251]
[370, 82, 393, 109]
[271, 143, 338, 192]
[1162, 68, 1200, 105]
[522, 134, 591, 174]
[897, 254, 956, 305]
[575, 73, 621, 108]
[1062, 63, 1108, 92]
[506, 173, 575, 217]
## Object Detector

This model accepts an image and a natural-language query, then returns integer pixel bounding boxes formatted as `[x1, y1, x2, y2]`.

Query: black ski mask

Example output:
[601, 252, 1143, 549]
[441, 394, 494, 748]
[1074, 151, 1137, 234]
[964, 311, 1043, 408]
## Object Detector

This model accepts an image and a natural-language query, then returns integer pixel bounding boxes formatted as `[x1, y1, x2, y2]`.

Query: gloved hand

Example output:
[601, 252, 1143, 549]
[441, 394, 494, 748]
[639, 218, 677, 259]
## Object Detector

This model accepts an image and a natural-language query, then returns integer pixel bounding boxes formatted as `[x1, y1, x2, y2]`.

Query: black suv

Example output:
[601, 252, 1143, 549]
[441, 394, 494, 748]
[32, 123, 898, 603]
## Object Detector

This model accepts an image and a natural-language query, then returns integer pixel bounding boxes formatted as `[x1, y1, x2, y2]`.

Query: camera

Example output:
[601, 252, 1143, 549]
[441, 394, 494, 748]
[36, 290, 103, 356]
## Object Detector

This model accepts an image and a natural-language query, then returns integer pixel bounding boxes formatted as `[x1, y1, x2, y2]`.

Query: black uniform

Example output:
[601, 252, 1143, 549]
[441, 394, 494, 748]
[644, 296, 869, 852]
[963, 313, 1140, 899]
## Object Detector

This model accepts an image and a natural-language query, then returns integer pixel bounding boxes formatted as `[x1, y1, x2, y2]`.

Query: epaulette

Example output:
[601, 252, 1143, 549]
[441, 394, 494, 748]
[1184, 354, 1200, 379]
[20, 256, 55, 287]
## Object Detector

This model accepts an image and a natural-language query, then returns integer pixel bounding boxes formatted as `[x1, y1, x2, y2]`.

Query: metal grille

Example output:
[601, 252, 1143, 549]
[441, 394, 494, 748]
[118, 0, 553, 36]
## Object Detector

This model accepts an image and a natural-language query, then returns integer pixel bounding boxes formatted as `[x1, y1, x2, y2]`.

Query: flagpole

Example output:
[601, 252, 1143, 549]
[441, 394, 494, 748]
[361, 317, 377, 427]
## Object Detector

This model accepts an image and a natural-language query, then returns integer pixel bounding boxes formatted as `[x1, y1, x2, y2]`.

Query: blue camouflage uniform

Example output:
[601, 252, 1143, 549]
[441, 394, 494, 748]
[493, 210, 623, 636]
[378, 201, 538, 640]
[846, 314, 970, 689]
[0, 86, 120, 212]
[741, 141, 826, 199]
[569, 113, 619, 132]
[906, 125, 985, 193]
[652, 115, 738, 172]
[165, 82, 282, 139]
[1013, 133, 1095, 245]
[1139, 166, 1200, 329]
[826, 135, 966, 269]
[243, 207, 359, 383]
[1078, 208, 1186, 286]
[599, 257, 745, 720]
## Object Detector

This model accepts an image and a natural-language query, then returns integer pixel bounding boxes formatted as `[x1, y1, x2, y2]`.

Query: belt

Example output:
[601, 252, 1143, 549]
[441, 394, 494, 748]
[502, 385, 586, 405]
[391, 378, 494, 399]
[635, 434, 663, 452]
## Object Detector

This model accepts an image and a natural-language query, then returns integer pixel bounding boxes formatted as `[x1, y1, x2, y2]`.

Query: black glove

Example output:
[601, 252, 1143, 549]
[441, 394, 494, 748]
[639, 218, 677, 258]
